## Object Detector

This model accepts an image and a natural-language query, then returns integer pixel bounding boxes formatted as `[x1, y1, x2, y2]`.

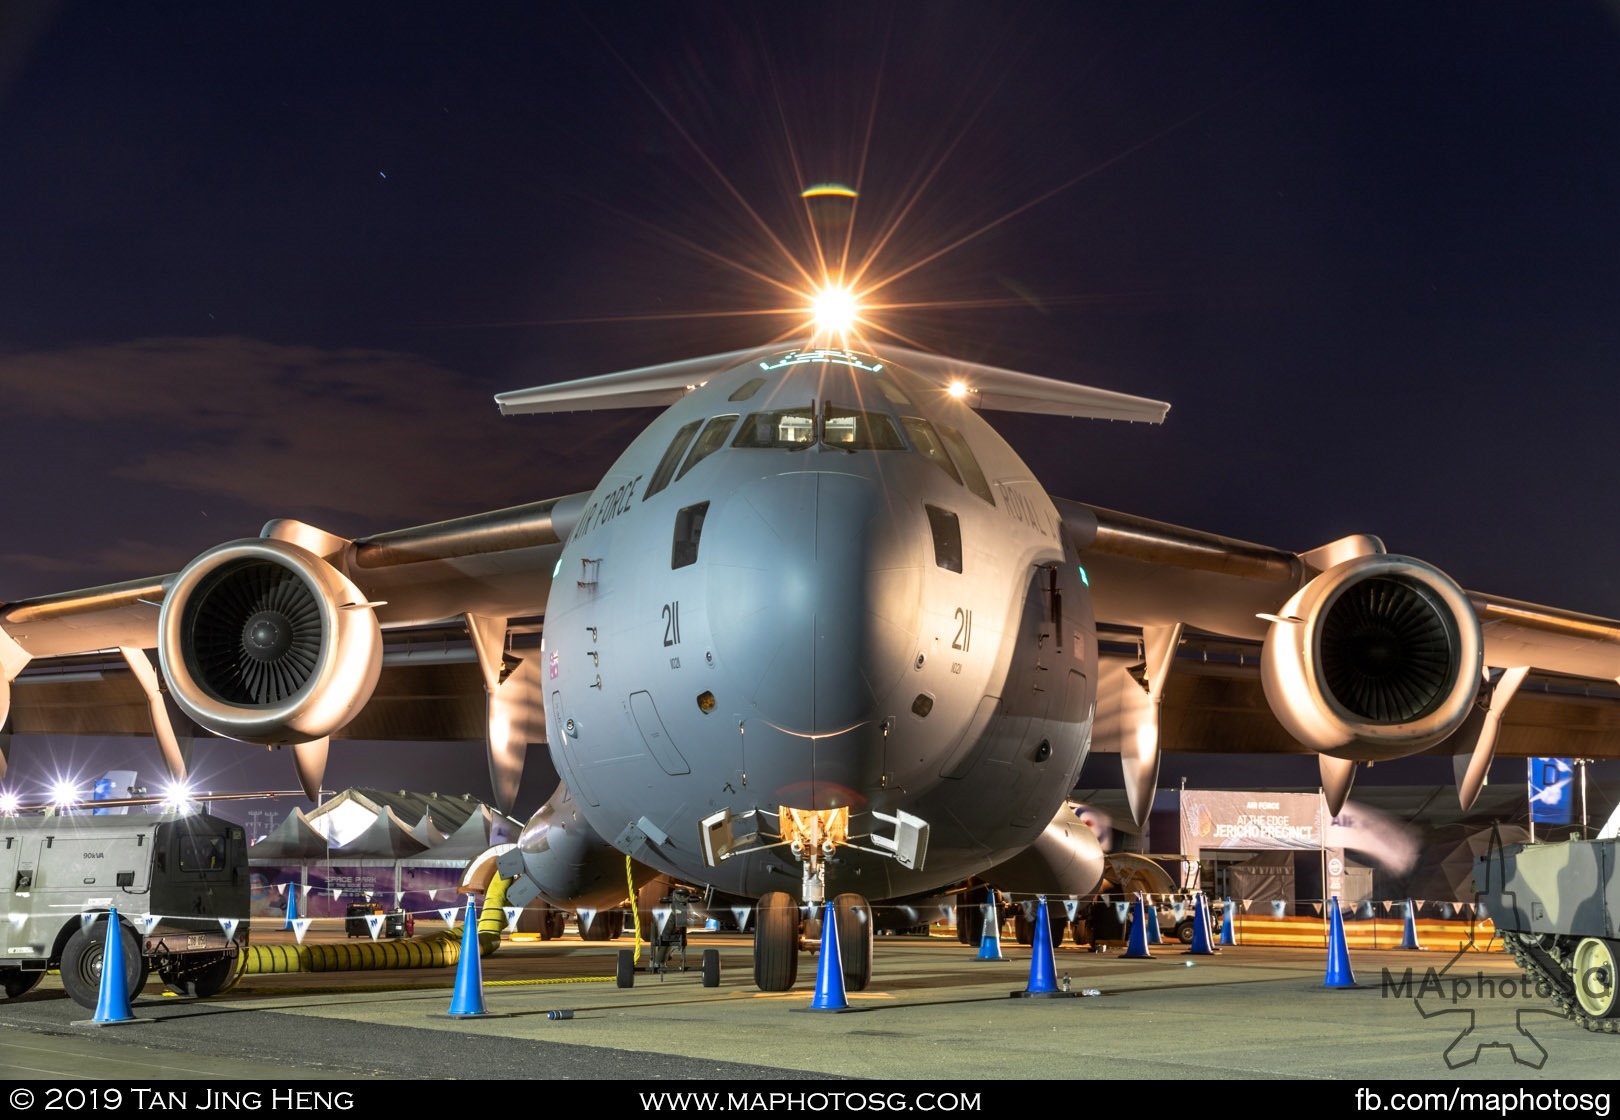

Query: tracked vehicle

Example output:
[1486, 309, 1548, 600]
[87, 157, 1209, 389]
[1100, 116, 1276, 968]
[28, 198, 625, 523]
[1475, 833, 1620, 1033]
[0, 810, 249, 1007]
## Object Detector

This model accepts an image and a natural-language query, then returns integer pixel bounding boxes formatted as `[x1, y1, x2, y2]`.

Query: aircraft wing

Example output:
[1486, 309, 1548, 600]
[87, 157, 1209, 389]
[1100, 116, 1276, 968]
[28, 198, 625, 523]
[0, 494, 592, 808]
[1060, 499, 1620, 821]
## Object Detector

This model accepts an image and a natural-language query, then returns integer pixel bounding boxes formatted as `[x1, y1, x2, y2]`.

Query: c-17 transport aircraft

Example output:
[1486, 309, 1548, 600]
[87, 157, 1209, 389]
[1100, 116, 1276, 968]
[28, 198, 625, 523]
[4, 332, 1620, 991]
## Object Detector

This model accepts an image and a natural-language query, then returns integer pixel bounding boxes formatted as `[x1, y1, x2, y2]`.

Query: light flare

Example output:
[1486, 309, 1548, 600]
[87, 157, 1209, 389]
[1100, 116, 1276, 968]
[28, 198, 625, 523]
[811, 285, 860, 336]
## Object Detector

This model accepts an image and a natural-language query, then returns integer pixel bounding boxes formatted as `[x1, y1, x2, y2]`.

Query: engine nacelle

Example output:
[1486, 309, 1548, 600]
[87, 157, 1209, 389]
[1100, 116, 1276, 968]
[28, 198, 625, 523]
[1261, 554, 1481, 760]
[158, 538, 382, 745]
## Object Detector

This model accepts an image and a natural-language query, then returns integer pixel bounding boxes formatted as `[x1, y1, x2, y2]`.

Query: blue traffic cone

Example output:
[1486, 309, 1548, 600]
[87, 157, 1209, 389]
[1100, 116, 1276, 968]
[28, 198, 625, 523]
[1322, 896, 1359, 989]
[1186, 893, 1217, 955]
[1144, 894, 1165, 945]
[1120, 894, 1153, 959]
[975, 891, 1007, 962]
[1219, 897, 1237, 946]
[87, 907, 138, 1025]
[1399, 899, 1424, 951]
[1011, 897, 1077, 998]
[446, 897, 496, 1017]
[806, 903, 852, 1012]
[283, 884, 299, 931]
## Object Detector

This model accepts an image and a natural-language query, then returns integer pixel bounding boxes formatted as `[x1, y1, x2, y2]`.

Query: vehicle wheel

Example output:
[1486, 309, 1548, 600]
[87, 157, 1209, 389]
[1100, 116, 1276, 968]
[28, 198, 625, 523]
[831, 893, 874, 992]
[168, 951, 246, 998]
[59, 920, 148, 1010]
[1176, 919, 1196, 945]
[753, 891, 800, 991]
[1, 969, 44, 999]
[547, 909, 567, 939]
[701, 947, 721, 988]
[1572, 937, 1620, 1018]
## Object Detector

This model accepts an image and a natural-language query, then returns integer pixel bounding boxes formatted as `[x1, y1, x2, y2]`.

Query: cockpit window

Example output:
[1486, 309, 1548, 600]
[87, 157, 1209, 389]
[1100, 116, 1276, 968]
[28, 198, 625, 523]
[902, 418, 961, 484]
[925, 505, 963, 573]
[871, 370, 915, 409]
[676, 414, 738, 481]
[728, 377, 766, 402]
[822, 406, 905, 451]
[643, 419, 704, 501]
[733, 404, 906, 452]
[734, 408, 816, 449]
[938, 424, 995, 505]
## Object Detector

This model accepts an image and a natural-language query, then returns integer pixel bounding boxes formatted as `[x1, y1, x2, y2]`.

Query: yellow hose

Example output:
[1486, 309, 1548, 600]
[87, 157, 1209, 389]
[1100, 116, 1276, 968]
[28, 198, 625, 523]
[242, 930, 462, 974]
[477, 874, 511, 956]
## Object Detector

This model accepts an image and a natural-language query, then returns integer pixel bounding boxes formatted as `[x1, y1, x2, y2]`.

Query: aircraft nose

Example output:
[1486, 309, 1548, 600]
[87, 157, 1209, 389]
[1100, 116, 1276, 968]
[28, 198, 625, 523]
[707, 470, 919, 733]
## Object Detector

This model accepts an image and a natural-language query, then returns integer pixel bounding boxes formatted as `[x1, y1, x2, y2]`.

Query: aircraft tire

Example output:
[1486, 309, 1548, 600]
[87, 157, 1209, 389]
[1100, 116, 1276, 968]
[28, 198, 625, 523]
[581, 909, 627, 941]
[831, 893, 873, 992]
[615, 949, 635, 988]
[701, 947, 721, 988]
[753, 891, 800, 992]
[60, 919, 149, 1010]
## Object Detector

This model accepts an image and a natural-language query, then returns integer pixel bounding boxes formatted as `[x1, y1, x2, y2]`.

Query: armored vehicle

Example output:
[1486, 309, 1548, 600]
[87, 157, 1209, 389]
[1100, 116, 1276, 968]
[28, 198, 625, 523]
[1474, 833, 1620, 1033]
[0, 810, 249, 1007]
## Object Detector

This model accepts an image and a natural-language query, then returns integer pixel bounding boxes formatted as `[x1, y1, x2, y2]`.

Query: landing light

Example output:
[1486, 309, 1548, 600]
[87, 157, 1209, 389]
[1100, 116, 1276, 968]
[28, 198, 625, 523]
[811, 286, 859, 335]
[0, 790, 17, 815]
[49, 779, 81, 809]
[947, 380, 969, 399]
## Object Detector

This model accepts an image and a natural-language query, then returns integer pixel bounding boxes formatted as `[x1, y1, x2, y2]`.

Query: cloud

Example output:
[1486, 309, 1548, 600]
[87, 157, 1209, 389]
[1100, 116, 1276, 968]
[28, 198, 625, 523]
[0, 336, 584, 524]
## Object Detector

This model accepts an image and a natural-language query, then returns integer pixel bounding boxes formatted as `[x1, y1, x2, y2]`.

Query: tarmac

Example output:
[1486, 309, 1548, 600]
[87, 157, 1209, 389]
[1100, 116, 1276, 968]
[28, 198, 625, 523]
[2, 922, 1617, 1087]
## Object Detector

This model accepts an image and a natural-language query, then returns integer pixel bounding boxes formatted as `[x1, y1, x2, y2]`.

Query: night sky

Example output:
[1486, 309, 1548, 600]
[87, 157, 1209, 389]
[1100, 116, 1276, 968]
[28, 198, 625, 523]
[3, 4, 1619, 810]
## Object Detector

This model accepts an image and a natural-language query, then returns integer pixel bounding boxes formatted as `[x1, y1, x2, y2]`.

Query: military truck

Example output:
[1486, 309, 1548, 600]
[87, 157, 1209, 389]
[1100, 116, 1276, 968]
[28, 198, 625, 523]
[0, 810, 250, 1007]
[1474, 832, 1620, 1033]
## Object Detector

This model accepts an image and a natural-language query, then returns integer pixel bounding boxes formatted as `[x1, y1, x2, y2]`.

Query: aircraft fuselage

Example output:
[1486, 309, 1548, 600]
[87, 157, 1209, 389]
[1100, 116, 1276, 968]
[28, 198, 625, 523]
[542, 349, 1097, 903]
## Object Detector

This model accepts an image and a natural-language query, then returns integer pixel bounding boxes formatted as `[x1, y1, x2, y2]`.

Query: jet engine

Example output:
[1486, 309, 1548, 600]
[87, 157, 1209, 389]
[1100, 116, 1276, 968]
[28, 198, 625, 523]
[1261, 554, 1481, 760]
[157, 538, 382, 744]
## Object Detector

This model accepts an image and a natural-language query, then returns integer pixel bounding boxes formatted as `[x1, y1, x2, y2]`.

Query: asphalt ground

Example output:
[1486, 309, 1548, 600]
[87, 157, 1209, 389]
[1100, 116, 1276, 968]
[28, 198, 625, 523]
[2, 926, 1617, 1095]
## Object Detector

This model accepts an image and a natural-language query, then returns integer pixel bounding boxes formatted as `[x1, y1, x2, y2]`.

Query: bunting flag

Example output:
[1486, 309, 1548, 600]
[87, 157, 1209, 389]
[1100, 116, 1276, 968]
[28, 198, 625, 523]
[1114, 901, 1130, 923]
[439, 907, 460, 926]
[1172, 900, 1186, 922]
[1270, 900, 1287, 918]
[292, 917, 312, 944]
[940, 904, 956, 924]
[502, 906, 521, 933]
[653, 907, 672, 936]
[366, 913, 384, 940]
[1063, 899, 1079, 921]
[140, 913, 161, 935]
[577, 907, 597, 933]
[363, 891, 374, 902]
[732, 906, 752, 930]
[218, 918, 240, 940]
[80, 911, 98, 932]
[275, 882, 288, 896]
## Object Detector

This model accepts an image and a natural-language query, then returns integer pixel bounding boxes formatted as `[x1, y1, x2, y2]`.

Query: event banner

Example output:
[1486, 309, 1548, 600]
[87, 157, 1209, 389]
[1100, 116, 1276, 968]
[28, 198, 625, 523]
[1180, 790, 1328, 853]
